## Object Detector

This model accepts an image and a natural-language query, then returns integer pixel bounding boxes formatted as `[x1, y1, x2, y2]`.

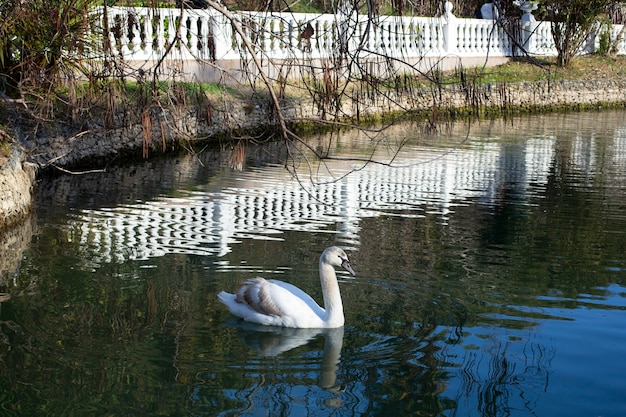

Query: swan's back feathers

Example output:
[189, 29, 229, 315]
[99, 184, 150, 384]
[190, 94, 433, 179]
[236, 278, 284, 317]
[217, 290, 284, 326]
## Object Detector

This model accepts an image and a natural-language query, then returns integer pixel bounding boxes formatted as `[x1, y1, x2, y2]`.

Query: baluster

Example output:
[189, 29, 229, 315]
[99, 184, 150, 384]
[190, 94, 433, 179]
[430, 20, 436, 52]
[144, 10, 155, 55]
[397, 19, 404, 55]
[329, 20, 336, 56]
[175, 14, 184, 55]
[470, 24, 477, 53]
[318, 16, 325, 58]
[406, 20, 414, 53]
[153, 12, 165, 54]
[398, 19, 405, 53]
[234, 16, 244, 56]
[287, 18, 295, 52]
[166, 13, 176, 52]
[491, 24, 498, 52]
[196, 13, 205, 57]
[185, 14, 196, 56]
[127, 12, 138, 55]
[356, 18, 364, 52]
[105, 10, 119, 56]
[459, 24, 472, 53]
[195, 14, 205, 58]
[115, 12, 130, 56]
[257, 16, 265, 55]
[181, 15, 191, 57]
[278, 18, 287, 58]
[267, 17, 275, 56]
[421, 21, 429, 51]
[158, 12, 168, 54]
[457, 23, 464, 53]
[345, 16, 352, 55]
[405, 18, 411, 53]
[269, 18, 277, 56]
[388, 20, 395, 55]
[277, 18, 284, 58]
[380, 21, 386, 50]
[137, 11, 146, 55]
[471, 24, 477, 53]
[409, 19, 420, 56]
[483, 23, 488, 51]
[371, 19, 379, 52]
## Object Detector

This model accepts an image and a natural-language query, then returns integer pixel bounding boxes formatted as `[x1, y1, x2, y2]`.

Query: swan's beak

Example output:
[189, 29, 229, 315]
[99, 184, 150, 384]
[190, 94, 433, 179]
[341, 259, 356, 276]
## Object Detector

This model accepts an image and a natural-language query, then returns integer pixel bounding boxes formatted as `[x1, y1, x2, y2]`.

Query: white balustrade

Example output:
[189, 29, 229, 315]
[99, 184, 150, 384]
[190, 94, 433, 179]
[95, 3, 624, 78]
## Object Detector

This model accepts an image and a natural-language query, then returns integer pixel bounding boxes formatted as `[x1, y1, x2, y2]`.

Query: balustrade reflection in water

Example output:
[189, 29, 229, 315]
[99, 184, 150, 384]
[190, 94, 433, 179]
[1, 111, 625, 416]
[66, 126, 562, 267]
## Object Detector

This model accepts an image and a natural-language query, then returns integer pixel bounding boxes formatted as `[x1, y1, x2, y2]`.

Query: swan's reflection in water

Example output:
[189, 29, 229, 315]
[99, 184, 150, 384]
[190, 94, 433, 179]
[225, 320, 344, 392]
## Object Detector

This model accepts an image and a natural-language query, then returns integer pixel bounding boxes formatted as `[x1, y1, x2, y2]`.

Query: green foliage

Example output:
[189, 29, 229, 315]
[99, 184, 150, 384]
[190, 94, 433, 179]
[542, 0, 615, 66]
[596, 17, 614, 55]
[0, 0, 99, 93]
[0, 138, 11, 159]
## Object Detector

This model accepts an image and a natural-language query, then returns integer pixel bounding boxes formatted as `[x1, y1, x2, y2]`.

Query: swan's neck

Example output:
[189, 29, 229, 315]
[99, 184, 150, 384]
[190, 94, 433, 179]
[319, 261, 344, 326]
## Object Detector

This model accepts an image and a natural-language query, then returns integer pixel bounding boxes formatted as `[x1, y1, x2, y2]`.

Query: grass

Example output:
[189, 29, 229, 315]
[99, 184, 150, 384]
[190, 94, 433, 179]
[469, 54, 626, 83]
[0, 140, 10, 158]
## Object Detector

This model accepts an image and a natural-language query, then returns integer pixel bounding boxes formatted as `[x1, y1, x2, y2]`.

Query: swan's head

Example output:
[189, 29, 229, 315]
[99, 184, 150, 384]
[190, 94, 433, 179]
[322, 246, 356, 276]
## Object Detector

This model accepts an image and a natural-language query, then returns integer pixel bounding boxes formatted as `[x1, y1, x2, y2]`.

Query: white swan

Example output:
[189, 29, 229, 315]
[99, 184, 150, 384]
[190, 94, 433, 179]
[218, 246, 355, 328]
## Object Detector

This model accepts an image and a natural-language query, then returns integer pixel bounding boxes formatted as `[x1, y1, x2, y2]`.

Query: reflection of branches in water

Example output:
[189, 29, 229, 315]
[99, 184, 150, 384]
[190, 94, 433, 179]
[281, 118, 472, 199]
[230, 140, 247, 171]
[455, 335, 555, 417]
[335, 308, 468, 415]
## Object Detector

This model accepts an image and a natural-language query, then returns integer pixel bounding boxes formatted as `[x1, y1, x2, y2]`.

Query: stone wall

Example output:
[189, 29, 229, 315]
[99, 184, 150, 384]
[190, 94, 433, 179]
[334, 79, 626, 117]
[0, 149, 36, 230]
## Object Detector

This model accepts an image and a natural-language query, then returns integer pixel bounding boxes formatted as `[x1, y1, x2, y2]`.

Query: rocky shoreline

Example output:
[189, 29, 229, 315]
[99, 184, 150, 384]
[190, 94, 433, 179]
[2, 77, 626, 229]
[0, 148, 36, 230]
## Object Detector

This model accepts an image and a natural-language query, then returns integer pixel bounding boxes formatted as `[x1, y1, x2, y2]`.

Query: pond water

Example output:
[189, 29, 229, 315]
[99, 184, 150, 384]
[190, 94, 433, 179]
[1, 110, 625, 416]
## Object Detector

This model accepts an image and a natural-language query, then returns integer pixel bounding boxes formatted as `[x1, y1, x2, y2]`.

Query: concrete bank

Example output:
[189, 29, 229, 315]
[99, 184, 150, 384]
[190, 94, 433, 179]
[2, 77, 626, 228]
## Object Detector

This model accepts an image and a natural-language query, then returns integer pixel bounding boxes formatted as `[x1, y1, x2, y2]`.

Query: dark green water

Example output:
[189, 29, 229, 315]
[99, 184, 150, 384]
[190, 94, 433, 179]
[1, 111, 625, 416]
